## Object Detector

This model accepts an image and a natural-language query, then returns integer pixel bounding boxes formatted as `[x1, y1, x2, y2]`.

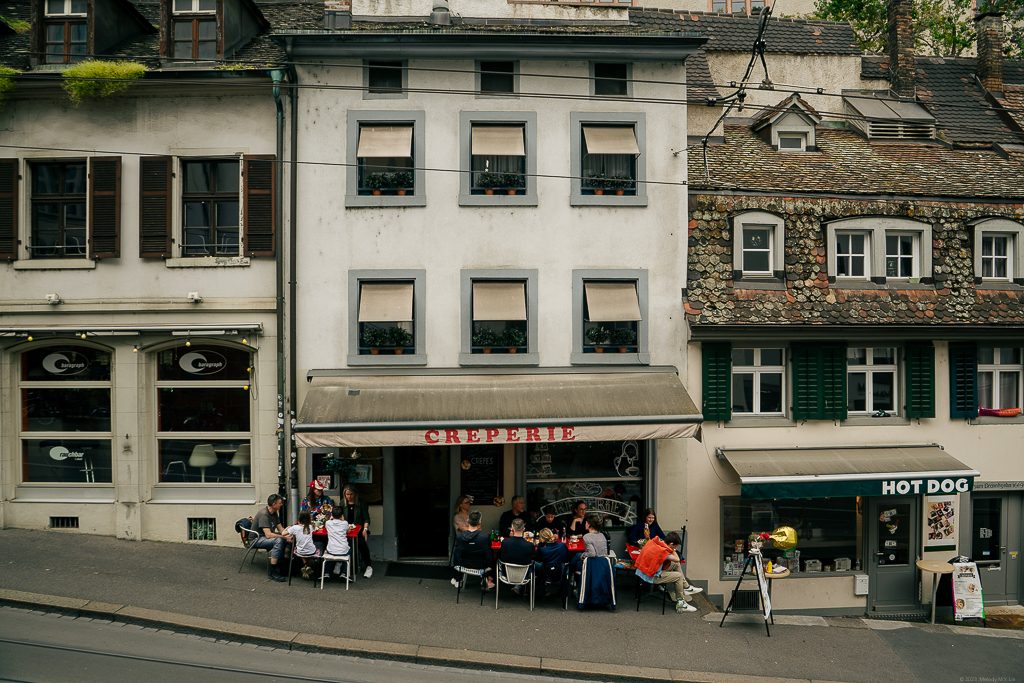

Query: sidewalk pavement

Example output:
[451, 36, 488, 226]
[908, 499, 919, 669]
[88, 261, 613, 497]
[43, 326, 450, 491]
[2, 528, 1022, 683]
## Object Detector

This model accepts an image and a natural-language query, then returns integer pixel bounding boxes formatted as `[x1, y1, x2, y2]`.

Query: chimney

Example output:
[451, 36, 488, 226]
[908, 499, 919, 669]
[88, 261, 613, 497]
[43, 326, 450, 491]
[976, 13, 1004, 94]
[325, 0, 352, 29]
[887, 0, 916, 99]
[429, 0, 451, 26]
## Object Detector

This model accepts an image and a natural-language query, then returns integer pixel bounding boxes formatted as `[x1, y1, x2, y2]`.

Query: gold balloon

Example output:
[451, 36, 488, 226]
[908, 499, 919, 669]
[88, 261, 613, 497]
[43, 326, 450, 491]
[769, 526, 797, 550]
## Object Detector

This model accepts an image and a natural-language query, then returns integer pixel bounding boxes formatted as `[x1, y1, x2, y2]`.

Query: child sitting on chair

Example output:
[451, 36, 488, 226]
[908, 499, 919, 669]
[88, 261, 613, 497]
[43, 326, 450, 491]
[287, 510, 320, 580]
[324, 506, 350, 579]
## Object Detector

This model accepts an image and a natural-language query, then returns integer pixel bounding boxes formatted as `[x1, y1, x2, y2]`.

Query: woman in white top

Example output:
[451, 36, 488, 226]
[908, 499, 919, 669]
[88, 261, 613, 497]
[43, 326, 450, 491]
[286, 511, 319, 580]
[324, 507, 351, 578]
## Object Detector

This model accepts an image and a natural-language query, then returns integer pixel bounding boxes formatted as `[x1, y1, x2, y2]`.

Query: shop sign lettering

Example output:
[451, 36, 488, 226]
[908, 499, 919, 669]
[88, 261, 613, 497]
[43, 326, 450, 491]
[424, 426, 576, 445]
[178, 351, 227, 375]
[880, 478, 970, 495]
[41, 352, 89, 375]
[49, 446, 84, 461]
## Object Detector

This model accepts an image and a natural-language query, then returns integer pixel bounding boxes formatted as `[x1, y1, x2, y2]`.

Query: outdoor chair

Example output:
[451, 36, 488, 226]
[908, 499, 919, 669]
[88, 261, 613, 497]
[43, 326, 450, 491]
[319, 552, 352, 590]
[495, 560, 534, 611]
[235, 519, 267, 573]
[635, 570, 671, 614]
[537, 561, 569, 609]
[574, 556, 617, 611]
[454, 565, 491, 605]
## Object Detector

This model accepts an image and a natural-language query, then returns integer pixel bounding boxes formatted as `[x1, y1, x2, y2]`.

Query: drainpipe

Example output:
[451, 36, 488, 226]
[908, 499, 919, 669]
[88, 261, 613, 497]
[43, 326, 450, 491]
[270, 68, 287, 508]
[285, 38, 301, 518]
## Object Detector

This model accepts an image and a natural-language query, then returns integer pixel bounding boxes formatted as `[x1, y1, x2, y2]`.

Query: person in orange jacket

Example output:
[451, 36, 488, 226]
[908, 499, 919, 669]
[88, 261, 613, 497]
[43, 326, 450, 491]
[637, 532, 702, 613]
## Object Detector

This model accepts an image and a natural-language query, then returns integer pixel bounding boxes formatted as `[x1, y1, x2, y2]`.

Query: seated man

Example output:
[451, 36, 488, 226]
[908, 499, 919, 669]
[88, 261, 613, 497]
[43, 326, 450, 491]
[452, 510, 494, 589]
[252, 493, 293, 582]
[654, 531, 702, 613]
[532, 510, 566, 537]
[499, 518, 536, 594]
[497, 496, 529, 538]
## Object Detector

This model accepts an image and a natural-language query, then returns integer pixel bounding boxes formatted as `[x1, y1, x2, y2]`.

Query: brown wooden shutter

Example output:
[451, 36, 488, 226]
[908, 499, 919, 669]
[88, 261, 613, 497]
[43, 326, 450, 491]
[139, 156, 173, 258]
[0, 159, 18, 260]
[243, 155, 275, 257]
[89, 156, 121, 258]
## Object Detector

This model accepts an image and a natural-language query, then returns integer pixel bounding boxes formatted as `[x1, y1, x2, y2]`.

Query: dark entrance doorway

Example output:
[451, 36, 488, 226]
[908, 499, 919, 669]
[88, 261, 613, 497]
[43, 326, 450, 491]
[394, 446, 450, 558]
[972, 493, 1022, 606]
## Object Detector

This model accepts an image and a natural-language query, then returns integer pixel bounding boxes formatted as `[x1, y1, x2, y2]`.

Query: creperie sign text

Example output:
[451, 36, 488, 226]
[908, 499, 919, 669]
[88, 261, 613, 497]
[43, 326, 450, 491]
[425, 427, 576, 445]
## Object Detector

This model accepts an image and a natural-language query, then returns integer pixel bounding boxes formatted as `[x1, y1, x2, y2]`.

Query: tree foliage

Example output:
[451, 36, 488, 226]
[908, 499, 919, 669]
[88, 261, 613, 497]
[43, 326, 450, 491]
[813, 0, 1023, 58]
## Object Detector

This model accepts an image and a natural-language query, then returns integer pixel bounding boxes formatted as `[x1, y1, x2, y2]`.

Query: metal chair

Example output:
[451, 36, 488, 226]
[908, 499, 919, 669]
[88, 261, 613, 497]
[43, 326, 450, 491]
[495, 560, 534, 610]
[635, 571, 671, 614]
[319, 552, 352, 590]
[236, 524, 267, 573]
[536, 561, 569, 609]
[454, 565, 491, 605]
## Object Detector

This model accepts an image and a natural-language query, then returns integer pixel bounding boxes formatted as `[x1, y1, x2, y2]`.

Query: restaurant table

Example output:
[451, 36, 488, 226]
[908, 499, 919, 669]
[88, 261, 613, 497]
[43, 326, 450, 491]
[491, 538, 585, 553]
[916, 559, 954, 624]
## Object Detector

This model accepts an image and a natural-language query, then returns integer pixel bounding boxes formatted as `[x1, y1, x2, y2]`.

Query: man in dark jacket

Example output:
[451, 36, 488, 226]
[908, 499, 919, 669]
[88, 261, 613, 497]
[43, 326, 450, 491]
[497, 496, 529, 538]
[452, 510, 493, 588]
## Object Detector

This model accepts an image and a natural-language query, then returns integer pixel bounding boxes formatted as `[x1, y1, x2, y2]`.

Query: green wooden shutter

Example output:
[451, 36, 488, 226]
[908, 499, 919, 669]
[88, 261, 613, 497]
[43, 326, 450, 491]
[949, 343, 978, 419]
[791, 343, 847, 420]
[702, 342, 731, 421]
[904, 343, 935, 419]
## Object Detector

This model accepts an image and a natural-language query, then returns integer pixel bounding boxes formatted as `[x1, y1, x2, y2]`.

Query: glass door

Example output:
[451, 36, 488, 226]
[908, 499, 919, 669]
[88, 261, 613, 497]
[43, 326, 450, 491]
[972, 494, 1021, 605]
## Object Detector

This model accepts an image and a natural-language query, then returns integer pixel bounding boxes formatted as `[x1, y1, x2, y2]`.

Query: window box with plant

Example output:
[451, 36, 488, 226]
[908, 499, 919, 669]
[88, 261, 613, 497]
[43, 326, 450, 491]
[361, 324, 413, 355]
[584, 323, 638, 353]
[475, 171, 524, 195]
[363, 171, 413, 196]
[472, 323, 526, 354]
[583, 173, 634, 196]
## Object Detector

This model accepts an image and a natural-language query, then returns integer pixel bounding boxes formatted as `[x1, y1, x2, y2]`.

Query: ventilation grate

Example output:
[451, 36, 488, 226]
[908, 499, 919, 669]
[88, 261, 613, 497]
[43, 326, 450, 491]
[730, 590, 762, 610]
[50, 516, 79, 529]
[867, 611, 928, 621]
[188, 517, 217, 541]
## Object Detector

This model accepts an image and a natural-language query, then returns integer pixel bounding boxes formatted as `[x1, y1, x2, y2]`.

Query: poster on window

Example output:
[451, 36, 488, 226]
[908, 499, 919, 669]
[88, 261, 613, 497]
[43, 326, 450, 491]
[925, 495, 957, 549]
[951, 562, 985, 620]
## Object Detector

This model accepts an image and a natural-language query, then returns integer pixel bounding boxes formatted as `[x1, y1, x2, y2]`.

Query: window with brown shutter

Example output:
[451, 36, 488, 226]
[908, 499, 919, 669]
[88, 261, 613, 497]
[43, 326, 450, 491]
[89, 157, 120, 258]
[0, 159, 17, 260]
[242, 155, 275, 257]
[139, 156, 173, 258]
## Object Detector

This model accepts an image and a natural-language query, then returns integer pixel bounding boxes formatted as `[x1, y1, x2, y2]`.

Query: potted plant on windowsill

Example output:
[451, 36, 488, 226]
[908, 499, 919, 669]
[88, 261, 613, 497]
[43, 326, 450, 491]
[365, 171, 413, 196]
[472, 328, 501, 353]
[501, 327, 526, 353]
[585, 326, 611, 352]
[605, 175, 634, 196]
[477, 171, 523, 195]
[390, 171, 413, 195]
[584, 173, 608, 195]
[388, 327, 413, 354]
[609, 328, 636, 352]
[362, 326, 389, 354]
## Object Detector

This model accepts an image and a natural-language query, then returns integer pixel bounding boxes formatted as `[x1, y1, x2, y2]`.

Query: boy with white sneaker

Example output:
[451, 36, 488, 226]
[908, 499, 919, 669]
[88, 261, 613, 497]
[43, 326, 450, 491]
[324, 506, 350, 579]
[655, 531, 703, 613]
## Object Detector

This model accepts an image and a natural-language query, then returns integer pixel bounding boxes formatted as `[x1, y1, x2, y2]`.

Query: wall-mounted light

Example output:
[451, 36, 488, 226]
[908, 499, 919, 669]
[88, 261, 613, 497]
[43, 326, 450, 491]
[187, 291, 203, 303]
[80, 333, 87, 340]
[45, 293, 62, 305]
[26, 335, 33, 342]
[241, 338, 248, 345]
[133, 345, 139, 353]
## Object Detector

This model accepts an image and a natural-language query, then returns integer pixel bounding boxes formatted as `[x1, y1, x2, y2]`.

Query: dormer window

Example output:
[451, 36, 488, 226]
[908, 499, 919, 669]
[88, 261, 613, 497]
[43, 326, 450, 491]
[44, 0, 87, 64]
[752, 94, 821, 152]
[172, 0, 218, 60]
[174, 0, 217, 12]
[778, 133, 806, 152]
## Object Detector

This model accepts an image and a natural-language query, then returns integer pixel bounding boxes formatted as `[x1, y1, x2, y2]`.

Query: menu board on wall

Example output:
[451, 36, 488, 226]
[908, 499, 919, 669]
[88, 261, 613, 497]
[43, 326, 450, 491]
[460, 445, 503, 506]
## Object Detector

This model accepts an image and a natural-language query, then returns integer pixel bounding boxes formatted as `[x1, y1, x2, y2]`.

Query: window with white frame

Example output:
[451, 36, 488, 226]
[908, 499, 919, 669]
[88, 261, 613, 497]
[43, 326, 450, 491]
[777, 133, 806, 152]
[171, 0, 217, 61]
[181, 159, 240, 256]
[885, 233, 918, 279]
[732, 211, 784, 278]
[835, 231, 869, 279]
[740, 225, 774, 275]
[972, 219, 1024, 283]
[980, 234, 1011, 280]
[731, 348, 784, 414]
[156, 343, 252, 484]
[19, 344, 113, 483]
[978, 347, 1022, 410]
[711, 0, 766, 13]
[847, 347, 896, 414]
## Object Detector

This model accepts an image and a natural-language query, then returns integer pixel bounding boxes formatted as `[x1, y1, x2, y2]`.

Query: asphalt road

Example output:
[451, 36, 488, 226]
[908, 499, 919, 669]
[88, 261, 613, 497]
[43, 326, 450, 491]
[0, 607, 589, 683]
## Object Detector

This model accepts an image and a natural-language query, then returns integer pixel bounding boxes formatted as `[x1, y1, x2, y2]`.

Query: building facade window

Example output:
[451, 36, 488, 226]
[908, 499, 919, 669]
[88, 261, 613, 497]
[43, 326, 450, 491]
[847, 347, 896, 414]
[44, 0, 87, 64]
[364, 60, 408, 99]
[30, 161, 86, 259]
[572, 269, 649, 365]
[980, 234, 1010, 280]
[827, 217, 932, 284]
[346, 112, 425, 207]
[460, 269, 539, 366]
[835, 231, 869, 279]
[777, 133, 806, 151]
[19, 344, 113, 483]
[459, 112, 537, 206]
[731, 211, 784, 279]
[885, 233, 918, 279]
[972, 219, 1024, 285]
[711, 0, 766, 13]
[477, 61, 517, 96]
[591, 62, 631, 98]
[181, 159, 240, 256]
[348, 269, 427, 365]
[978, 347, 1021, 411]
[731, 348, 784, 415]
[570, 113, 646, 206]
[156, 343, 252, 484]
[171, 0, 217, 61]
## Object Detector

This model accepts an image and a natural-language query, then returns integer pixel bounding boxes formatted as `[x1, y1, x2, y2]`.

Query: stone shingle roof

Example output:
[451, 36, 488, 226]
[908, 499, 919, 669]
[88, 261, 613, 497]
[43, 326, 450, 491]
[686, 49, 720, 101]
[630, 8, 860, 55]
[0, 0, 31, 70]
[1003, 85, 1024, 130]
[690, 124, 1024, 199]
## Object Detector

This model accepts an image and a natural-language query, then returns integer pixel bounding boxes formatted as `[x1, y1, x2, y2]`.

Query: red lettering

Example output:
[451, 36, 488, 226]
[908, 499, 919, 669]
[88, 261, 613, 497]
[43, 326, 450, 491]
[547, 427, 556, 441]
[561, 427, 576, 441]
[506, 428, 521, 442]
[525, 428, 541, 442]
[445, 430, 461, 444]
[425, 430, 439, 444]
[466, 429, 480, 443]
[485, 429, 499, 442]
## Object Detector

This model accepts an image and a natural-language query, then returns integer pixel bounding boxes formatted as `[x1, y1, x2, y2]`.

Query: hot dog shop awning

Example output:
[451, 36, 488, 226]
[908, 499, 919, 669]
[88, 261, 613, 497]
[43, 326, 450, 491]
[719, 445, 980, 499]
[295, 368, 702, 448]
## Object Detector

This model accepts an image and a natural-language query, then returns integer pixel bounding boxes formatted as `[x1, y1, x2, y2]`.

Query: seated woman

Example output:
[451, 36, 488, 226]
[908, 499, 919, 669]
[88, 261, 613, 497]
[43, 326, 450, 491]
[571, 513, 609, 575]
[300, 480, 334, 520]
[567, 501, 588, 538]
[286, 511, 320, 580]
[453, 494, 471, 534]
[533, 528, 569, 597]
[627, 508, 666, 546]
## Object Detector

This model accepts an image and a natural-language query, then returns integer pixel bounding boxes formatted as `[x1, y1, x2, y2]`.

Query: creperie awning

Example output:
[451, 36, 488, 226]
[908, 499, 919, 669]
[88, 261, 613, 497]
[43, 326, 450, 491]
[295, 368, 702, 448]
[720, 445, 979, 499]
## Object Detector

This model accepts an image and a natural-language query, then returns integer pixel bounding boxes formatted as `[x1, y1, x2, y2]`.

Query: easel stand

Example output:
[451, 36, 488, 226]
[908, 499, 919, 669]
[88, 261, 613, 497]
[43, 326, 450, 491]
[720, 550, 774, 637]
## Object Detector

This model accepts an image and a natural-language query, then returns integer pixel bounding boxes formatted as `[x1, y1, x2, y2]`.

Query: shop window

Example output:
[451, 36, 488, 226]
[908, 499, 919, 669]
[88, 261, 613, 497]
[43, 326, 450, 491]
[731, 211, 784, 280]
[181, 159, 240, 256]
[477, 61, 517, 96]
[19, 345, 113, 483]
[460, 269, 538, 365]
[364, 60, 407, 98]
[591, 62, 631, 98]
[346, 112, 425, 207]
[570, 113, 646, 206]
[721, 496, 863, 578]
[459, 112, 537, 206]
[977, 347, 1021, 411]
[348, 269, 426, 365]
[155, 344, 252, 483]
[526, 440, 647, 530]
[847, 347, 896, 414]
[732, 348, 785, 415]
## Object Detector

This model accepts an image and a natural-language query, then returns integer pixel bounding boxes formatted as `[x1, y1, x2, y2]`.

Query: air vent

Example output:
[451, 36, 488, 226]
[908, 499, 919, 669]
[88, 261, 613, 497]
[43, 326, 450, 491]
[50, 516, 79, 529]
[188, 517, 217, 541]
[731, 590, 762, 610]
[844, 95, 935, 141]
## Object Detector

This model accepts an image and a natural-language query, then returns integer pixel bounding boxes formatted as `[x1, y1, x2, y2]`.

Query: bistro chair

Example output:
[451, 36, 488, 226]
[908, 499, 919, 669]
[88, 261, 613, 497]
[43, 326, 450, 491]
[319, 551, 352, 590]
[236, 521, 267, 573]
[537, 561, 569, 610]
[574, 556, 617, 611]
[635, 571, 671, 614]
[495, 560, 534, 611]
[454, 566, 491, 605]
[229, 444, 251, 482]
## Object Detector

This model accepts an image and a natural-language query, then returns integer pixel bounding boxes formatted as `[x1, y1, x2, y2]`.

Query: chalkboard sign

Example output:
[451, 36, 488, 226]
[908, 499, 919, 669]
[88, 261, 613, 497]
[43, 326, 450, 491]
[460, 445, 504, 506]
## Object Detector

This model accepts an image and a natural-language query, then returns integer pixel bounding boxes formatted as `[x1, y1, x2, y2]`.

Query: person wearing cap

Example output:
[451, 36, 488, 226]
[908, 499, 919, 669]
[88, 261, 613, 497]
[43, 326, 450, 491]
[300, 480, 334, 520]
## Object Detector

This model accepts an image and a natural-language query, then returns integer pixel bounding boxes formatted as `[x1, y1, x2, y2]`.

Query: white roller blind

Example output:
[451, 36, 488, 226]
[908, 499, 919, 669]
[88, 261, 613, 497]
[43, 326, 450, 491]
[356, 125, 413, 158]
[473, 281, 527, 321]
[585, 281, 641, 321]
[471, 126, 526, 156]
[358, 282, 414, 322]
[582, 126, 640, 155]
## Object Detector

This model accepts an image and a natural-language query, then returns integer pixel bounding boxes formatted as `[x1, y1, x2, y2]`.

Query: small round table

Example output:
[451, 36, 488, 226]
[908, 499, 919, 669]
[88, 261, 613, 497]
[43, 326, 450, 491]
[916, 559, 953, 624]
